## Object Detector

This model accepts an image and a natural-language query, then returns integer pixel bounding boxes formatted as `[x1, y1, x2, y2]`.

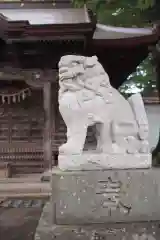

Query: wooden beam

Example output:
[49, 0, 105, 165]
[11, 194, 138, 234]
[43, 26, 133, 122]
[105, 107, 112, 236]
[43, 81, 52, 170]
[0, 68, 56, 82]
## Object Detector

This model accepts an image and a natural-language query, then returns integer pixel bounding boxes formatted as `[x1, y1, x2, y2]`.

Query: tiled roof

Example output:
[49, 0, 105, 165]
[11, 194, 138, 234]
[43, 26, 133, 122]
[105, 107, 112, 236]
[94, 24, 154, 40]
[0, 8, 90, 25]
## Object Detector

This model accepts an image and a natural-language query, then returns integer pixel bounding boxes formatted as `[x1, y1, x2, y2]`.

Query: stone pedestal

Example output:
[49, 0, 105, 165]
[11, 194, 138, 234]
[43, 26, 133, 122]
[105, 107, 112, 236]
[35, 168, 160, 240]
[58, 152, 151, 170]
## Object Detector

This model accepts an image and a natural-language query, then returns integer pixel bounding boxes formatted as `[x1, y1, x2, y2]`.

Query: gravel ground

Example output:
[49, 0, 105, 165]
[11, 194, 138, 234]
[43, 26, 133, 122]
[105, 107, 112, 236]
[0, 207, 41, 240]
[0, 197, 47, 240]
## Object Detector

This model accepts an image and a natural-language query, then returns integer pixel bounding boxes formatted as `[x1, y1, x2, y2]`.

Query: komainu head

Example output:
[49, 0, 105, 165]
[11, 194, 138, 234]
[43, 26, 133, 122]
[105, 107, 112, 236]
[58, 55, 111, 94]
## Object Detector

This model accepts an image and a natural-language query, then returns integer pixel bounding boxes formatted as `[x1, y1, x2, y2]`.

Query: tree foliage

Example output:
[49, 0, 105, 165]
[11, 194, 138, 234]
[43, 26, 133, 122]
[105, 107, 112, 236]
[72, 0, 158, 26]
[72, 0, 155, 10]
[119, 56, 157, 97]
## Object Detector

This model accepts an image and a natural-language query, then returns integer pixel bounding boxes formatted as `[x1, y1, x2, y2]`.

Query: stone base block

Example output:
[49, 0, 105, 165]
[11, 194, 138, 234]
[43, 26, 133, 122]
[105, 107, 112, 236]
[52, 168, 160, 224]
[35, 200, 160, 240]
[58, 152, 151, 170]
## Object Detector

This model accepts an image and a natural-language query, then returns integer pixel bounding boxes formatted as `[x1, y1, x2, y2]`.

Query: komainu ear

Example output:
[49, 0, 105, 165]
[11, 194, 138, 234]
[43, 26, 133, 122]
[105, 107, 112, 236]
[91, 56, 98, 61]
[84, 55, 98, 67]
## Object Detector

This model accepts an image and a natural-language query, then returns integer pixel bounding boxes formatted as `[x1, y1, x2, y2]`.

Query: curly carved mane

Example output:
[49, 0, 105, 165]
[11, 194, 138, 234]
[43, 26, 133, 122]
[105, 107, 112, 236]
[59, 55, 111, 97]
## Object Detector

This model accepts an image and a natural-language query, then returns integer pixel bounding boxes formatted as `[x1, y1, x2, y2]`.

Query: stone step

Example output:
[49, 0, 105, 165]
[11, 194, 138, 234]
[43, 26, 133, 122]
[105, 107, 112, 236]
[0, 182, 51, 197]
[0, 174, 42, 183]
[0, 192, 51, 198]
[0, 196, 49, 208]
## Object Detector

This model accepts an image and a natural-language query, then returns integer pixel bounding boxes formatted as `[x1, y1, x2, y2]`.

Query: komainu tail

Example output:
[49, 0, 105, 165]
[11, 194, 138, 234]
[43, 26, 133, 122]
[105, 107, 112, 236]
[128, 93, 149, 141]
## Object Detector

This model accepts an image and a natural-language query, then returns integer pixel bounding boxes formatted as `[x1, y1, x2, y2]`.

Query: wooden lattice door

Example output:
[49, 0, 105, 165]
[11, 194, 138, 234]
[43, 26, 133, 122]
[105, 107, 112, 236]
[0, 89, 45, 166]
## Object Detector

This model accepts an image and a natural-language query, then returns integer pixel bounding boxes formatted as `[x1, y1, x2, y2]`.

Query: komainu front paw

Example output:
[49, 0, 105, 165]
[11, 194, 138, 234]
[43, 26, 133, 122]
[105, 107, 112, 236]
[139, 140, 149, 154]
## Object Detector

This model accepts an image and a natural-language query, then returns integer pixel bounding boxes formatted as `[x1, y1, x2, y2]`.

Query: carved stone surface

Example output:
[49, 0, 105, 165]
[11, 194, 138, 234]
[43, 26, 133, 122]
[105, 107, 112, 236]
[52, 168, 160, 224]
[58, 55, 151, 170]
[35, 200, 160, 240]
[58, 152, 151, 170]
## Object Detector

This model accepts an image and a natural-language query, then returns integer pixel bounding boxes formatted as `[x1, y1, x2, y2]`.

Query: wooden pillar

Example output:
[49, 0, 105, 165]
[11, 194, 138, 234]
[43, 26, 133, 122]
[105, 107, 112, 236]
[43, 81, 52, 170]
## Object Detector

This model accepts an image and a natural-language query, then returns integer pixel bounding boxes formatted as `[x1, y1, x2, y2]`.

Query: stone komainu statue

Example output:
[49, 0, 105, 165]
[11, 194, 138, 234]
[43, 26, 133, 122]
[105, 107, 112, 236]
[58, 55, 149, 155]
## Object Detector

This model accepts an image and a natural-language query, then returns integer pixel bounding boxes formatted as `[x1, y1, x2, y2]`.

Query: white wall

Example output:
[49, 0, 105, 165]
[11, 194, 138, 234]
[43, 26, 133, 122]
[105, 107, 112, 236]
[145, 105, 160, 150]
